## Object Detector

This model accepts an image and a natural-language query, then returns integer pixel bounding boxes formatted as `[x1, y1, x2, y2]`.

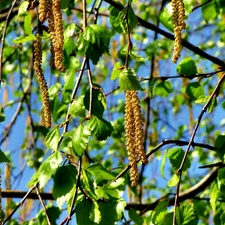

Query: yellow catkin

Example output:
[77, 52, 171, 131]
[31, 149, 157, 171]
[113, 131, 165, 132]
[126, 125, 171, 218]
[33, 35, 51, 129]
[125, 91, 138, 186]
[132, 91, 148, 164]
[38, 0, 48, 23]
[172, 0, 186, 63]
[51, 0, 65, 72]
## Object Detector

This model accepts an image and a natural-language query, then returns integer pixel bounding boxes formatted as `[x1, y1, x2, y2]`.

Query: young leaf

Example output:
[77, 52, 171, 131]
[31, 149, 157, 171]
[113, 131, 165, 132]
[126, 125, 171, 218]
[38, 151, 62, 188]
[208, 97, 217, 113]
[96, 186, 120, 199]
[24, 13, 32, 35]
[0, 149, 10, 163]
[90, 201, 102, 224]
[52, 165, 77, 199]
[46, 127, 60, 151]
[111, 62, 121, 80]
[12, 35, 35, 44]
[69, 95, 86, 118]
[84, 85, 106, 117]
[119, 6, 138, 33]
[119, 68, 144, 91]
[168, 148, 191, 171]
[186, 82, 204, 100]
[86, 163, 115, 181]
[129, 51, 149, 62]
[168, 174, 179, 187]
[18, 1, 29, 16]
[177, 57, 198, 76]
[202, 0, 217, 22]
[195, 95, 209, 104]
[154, 81, 173, 98]
[77, 25, 111, 64]
[214, 135, 225, 159]
[108, 5, 123, 33]
[87, 116, 114, 141]
[159, 3, 174, 32]
[210, 181, 220, 212]
[160, 149, 168, 179]
[151, 201, 168, 224]
[177, 203, 197, 225]
[129, 208, 143, 225]
[72, 124, 91, 157]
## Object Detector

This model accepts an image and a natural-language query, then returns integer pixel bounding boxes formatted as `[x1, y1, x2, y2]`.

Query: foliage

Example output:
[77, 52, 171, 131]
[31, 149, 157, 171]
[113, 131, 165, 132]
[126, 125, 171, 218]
[1, 0, 225, 224]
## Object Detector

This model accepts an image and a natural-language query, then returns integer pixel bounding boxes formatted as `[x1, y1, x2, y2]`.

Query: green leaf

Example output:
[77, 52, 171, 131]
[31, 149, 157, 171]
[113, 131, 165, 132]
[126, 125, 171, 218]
[111, 62, 121, 80]
[129, 208, 143, 225]
[119, 6, 138, 33]
[177, 57, 198, 76]
[210, 181, 220, 212]
[0, 149, 10, 163]
[159, 2, 174, 32]
[119, 68, 144, 91]
[220, 211, 225, 225]
[108, 4, 123, 33]
[177, 203, 197, 225]
[52, 165, 77, 199]
[90, 201, 102, 224]
[0, 106, 6, 122]
[84, 85, 106, 117]
[195, 95, 209, 104]
[186, 82, 204, 100]
[87, 116, 114, 141]
[76, 199, 93, 225]
[72, 124, 91, 157]
[202, 0, 217, 21]
[86, 163, 115, 181]
[218, 168, 225, 186]
[160, 149, 168, 179]
[208, 97, 217, 113]
[168, 148, 191, 171]
[69, 95, 86, 118]
[154, 80, 173, 98]
[214, 134, 225, 159]
[18, 1, 29, 16]
[60, 0, 70, 9]
[151, 201, 168, 224]
[38, 151, 62, 188]
[62, 72, 75, 103]
[24, 13, 32, 35]
[129, 51, 149, 62]
[46, 127, 60, 151]
[96, 186, 120, 199]
[77, 25, 111, 64]
[168, 173, 179, 187]
[12, 35, 35, 44]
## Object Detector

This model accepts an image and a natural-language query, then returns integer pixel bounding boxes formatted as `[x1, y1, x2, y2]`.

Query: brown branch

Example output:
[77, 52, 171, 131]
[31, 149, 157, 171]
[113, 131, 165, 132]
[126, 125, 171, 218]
[103, 0, 225, 67]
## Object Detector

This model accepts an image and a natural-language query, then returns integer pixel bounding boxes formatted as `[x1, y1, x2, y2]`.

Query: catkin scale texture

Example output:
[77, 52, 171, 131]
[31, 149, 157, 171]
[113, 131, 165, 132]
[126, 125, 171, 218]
[38, 0, 48, 23]
[33, 35, 51, 129]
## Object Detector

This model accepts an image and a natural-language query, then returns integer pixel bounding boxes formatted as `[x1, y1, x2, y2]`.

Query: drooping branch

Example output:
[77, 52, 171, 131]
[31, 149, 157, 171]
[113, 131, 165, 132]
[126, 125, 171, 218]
[103, 0, 225, 67]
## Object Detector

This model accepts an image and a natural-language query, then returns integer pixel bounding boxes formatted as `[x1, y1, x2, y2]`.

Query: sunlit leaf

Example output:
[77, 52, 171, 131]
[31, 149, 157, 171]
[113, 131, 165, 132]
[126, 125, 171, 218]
[159, 3, 174, 32]
[46, 127, 60, 151]
[168, 174, 179, 187]
[210, 181, 220, 212]
[24, 13, 32, 35]
[177, 57, 198, 76]
[86, 163, 115, 181]
[90, 201, 102, 224]
[208, 97, 217, 113]
[72, 124, 91, 157]
[38, 151, 62, 188]
[18, 1, 29, 16]
[12, 35, 35, 44]
[176, 203, 197, 225]
[119, 68, 144, 91]
[69, 95, 86, 118]
[111, 62, 121, 80]
[109, 4, 123, 33]
[87, 116, 114, 141]
[151, 201, 168, 224]
[160, 149, 168, 179]
[202, 0, 217, 21]
[76, 199, 93, 225]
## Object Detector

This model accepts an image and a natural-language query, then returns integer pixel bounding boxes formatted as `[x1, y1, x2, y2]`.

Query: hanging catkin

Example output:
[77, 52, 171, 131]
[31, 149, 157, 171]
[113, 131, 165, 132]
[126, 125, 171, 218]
[50, 0, 65, 72]
[38, 0, 48, 23]
[124, 90, 148, 186]
[125, 91, 138, 186]
[172, 0, 186, 63]
[33, 35, 51, 128]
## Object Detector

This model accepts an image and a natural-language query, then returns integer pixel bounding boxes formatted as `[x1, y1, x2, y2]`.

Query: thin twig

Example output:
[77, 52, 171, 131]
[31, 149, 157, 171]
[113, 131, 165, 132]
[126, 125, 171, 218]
[0, 0, 18, 86]
[173, 73, 225, 225]
[3, 183, 38, 225]
[192, 0, 212, 12]
[35, 185, 51, 225]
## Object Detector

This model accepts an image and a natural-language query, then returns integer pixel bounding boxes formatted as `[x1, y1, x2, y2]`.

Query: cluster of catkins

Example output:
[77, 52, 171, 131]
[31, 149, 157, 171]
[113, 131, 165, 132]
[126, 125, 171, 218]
[171, 0, 186, 63]
[33, 0, 65, 128]
[38, 0, 65, 72]
[124, 91, 148, 186]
